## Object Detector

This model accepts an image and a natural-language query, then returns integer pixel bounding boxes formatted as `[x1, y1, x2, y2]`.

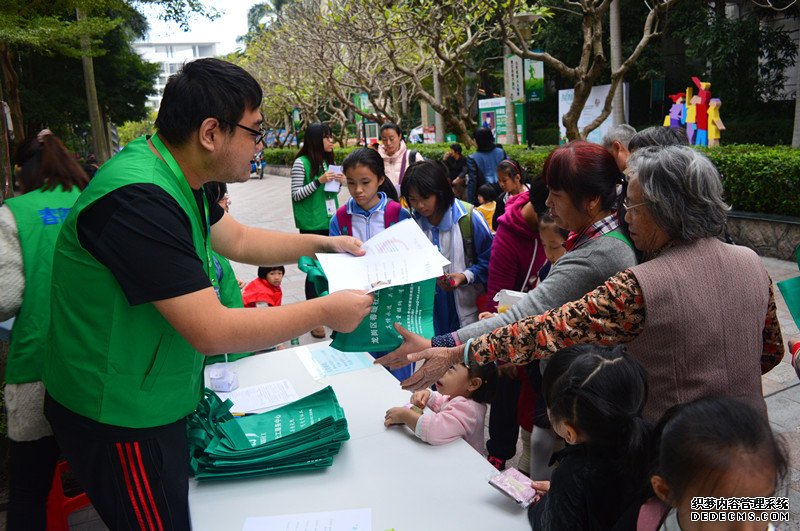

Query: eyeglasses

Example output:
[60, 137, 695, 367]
[622, 197, 648, 212]
[219, 119, 267, 146]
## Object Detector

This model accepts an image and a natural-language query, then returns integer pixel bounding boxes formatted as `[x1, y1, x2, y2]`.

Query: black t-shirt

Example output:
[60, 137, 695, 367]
[77, 183, 225, 306]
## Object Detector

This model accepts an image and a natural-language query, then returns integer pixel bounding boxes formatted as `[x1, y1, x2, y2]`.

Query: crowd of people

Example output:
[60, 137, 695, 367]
[0, 57, 793, 531]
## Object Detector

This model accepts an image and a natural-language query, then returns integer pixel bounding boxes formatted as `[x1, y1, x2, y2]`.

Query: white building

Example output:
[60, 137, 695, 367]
[132, 41, 219, 110]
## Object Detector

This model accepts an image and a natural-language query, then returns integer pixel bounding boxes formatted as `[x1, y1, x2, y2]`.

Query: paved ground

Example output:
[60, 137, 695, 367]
[3, 172, 798, 529]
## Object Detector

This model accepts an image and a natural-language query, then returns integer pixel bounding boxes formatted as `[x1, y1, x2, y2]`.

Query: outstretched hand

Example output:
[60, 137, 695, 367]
[323, 290, 374, 332]
[397, 345, 463, 391]
[374, 323, 432, 370]
[326, 236, 365, 256]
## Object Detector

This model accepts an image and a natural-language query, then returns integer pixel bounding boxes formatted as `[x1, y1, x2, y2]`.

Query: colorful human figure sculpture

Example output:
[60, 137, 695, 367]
[685, 95, 700, 145]
[663, 93, 685, 128]
[692, 76, 711, 146]
[707, 98, 725, 147]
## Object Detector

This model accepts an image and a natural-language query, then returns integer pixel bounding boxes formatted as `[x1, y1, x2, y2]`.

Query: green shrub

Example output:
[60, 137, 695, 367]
[262, 143, 800, 218]
[701, 145, 800, 217]
[262, 148, 298, 165]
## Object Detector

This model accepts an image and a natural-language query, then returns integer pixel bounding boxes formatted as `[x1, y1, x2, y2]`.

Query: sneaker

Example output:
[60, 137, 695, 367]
[488, 455, 506, 471]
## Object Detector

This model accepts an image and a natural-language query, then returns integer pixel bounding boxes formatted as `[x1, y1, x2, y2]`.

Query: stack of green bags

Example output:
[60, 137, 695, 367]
[187, 386, 350, 481]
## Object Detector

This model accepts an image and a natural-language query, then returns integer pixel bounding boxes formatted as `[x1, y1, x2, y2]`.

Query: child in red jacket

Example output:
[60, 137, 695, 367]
[242, 266, 284, 308]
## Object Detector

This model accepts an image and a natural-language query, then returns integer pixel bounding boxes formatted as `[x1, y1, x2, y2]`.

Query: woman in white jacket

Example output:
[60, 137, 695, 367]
[378, 123, 424, 193]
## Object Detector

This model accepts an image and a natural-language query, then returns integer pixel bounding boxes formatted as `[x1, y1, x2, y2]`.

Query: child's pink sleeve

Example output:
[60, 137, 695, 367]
[425, 391, 448, 412]
[414, 396, 482, 446]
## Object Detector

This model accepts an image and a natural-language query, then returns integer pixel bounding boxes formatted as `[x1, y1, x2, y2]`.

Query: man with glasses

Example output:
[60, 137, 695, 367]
[42, 58, 373, 529]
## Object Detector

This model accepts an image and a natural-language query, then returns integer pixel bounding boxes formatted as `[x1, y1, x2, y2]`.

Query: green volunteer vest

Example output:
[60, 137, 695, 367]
[604, 228, 635, 250]
[4, 185, 81, 384]
[43, 135, 211, 428]
[205, 252, 254, 364]
[291, 156, 338, 231]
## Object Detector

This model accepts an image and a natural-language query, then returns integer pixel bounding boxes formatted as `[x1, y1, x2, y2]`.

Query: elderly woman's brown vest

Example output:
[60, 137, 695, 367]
[627, 237, 770, 422]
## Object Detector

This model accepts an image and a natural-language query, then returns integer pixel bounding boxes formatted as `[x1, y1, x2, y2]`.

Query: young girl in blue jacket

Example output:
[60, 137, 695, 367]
[401, 161, 493, 335]
[329, 148, 412, 381]
[329, 148, 410, 239]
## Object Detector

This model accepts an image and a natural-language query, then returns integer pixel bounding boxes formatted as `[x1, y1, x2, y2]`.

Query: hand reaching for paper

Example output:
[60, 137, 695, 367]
[374, 323, 432, 370]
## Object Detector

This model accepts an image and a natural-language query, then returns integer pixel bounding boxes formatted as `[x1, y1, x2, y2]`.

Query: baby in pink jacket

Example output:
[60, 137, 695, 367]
[384, 362, 497, 453]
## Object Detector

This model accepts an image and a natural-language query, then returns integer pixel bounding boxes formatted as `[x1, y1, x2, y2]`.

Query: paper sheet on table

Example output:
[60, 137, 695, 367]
[242, 508, 371, 531]
[215, 380, 298, 413]
[315, 219, 449, 292]
[323, 165, 343, 192]
[296, 345, 374, 379]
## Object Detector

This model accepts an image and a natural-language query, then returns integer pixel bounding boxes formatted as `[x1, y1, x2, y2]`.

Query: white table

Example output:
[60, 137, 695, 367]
[189, 344, 530, 531]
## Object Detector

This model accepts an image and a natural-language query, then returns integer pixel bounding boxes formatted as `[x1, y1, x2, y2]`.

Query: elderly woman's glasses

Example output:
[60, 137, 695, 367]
[219, 119, 267, 145]
[622, 197, 648, 212]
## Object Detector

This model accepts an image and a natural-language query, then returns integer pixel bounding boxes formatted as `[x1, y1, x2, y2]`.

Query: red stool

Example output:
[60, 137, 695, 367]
[46, 460, 91, 531]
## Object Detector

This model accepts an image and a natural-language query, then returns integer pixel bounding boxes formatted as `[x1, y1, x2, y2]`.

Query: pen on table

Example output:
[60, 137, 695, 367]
[231, 412, 256, 417]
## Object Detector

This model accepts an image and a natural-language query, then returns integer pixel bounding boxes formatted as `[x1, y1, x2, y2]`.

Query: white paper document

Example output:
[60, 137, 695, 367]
[216, 380, 298, 413]
[296, 346, 374, 379]
[315, 219, 449, 292]
[242, 508, 371, 531]
[324, 165, 343, 192]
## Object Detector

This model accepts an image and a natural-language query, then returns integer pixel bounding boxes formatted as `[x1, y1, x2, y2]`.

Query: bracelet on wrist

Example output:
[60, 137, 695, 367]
[463, 338, 474, 366]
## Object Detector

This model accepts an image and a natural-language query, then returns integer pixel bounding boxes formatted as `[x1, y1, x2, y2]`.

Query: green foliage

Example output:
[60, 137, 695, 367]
[0, 9, 121, 57]
[118, 111, 157, 146]
[264, 143, 800, 218]
[18, 10, 159, 129]
[678, 11, 797, 109]
[702, 145, 800, 218]
[140, 0, 219, 31]
[262, 147, 299, 165]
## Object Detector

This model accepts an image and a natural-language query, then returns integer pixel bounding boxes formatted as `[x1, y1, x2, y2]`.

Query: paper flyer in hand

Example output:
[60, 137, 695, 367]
[323, 164, 343, 192]
[316, 219, 449, 293]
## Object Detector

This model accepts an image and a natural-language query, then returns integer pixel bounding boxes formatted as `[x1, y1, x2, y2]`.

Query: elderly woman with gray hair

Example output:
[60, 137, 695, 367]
[382, 145, 784, 422]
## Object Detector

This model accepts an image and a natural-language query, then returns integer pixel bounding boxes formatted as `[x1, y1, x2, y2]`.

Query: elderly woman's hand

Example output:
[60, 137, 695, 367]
[374, 324, 432, 370]
[397, 345, 463, 391]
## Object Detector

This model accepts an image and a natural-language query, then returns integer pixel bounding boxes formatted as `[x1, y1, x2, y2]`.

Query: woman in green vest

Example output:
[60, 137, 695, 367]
[0, 130, 89, 530]
[203, 181, 255, 363]
[290, 123, 343, 338]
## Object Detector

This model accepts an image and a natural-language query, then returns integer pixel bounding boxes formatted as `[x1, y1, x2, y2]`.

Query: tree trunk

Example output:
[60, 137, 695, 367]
[503, 46, 519, 145]
[433, 68, 445, 142]
[76, 6, 110, 163]
[565, 81, 593, 141]
[0, 78, 13, 202]
[609, 0, 625, 125]
[0, 45, 25, 143]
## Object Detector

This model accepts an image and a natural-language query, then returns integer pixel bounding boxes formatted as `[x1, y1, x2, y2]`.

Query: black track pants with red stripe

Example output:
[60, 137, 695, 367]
[44, 393, 191, 531]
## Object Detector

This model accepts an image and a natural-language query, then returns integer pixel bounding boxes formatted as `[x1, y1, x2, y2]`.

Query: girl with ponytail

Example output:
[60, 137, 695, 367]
[527, 344, 653, 531]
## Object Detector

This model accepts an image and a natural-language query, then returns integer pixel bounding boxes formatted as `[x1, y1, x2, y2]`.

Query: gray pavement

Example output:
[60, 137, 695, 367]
[228, 173, 800, 528]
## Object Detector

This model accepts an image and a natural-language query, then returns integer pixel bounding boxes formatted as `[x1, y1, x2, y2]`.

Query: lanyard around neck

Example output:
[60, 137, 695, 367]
[149, 134, 219, 293]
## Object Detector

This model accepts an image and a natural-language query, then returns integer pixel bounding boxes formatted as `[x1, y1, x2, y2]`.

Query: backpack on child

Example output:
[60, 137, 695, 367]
[335, 200, 402, 236]
[456, 200, 476, 267]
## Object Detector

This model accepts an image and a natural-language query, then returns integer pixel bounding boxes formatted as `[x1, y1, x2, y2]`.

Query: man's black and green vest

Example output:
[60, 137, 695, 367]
[43, 136, 208, 428]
